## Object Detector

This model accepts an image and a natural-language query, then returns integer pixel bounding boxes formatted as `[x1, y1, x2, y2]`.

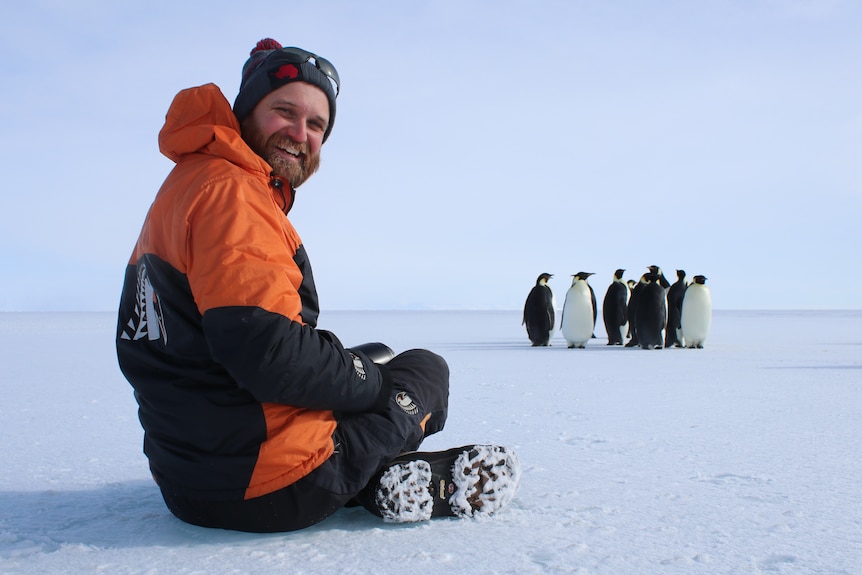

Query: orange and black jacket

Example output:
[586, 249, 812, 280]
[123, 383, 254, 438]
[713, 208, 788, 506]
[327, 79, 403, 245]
[116, 83, 391, 501]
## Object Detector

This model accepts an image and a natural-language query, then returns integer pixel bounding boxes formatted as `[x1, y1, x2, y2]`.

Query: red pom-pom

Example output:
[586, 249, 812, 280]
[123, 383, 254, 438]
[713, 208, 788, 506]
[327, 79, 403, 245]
[251, 38, 282, 56]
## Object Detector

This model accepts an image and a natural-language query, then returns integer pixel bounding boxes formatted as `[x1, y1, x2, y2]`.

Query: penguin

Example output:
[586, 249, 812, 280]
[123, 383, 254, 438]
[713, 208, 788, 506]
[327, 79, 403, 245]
[680, 275, 712, 348]
[523, 273, 556, 346]
[588, 273, 598, 338]
[602, 268, 628, 345]
[649, 264, 671, 289]
[560, 272, 596, 348]
[633, 271, 666, 350]
[625, 279, 637, 339]
[625, 273, 647, 347]
[664, 269, 687, 348]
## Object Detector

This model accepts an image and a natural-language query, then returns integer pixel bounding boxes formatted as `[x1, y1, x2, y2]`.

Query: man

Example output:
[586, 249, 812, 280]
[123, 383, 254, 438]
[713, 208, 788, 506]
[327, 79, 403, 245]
[116, 38, 520, 532]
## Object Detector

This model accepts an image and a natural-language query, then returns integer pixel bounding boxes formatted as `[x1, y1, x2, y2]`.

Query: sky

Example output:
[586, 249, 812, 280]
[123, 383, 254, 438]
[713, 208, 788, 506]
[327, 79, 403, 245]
[1, 0, 860, 311]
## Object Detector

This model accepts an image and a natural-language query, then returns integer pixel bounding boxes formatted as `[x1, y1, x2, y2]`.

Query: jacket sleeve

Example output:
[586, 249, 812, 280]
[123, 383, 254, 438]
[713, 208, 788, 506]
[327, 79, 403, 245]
[186, 171, 391, 413]
[202, 306, 392, 412]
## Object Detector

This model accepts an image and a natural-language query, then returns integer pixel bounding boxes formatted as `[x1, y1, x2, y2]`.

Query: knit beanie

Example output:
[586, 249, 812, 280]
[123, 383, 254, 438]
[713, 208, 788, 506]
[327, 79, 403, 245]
[233, 39, 338, 142]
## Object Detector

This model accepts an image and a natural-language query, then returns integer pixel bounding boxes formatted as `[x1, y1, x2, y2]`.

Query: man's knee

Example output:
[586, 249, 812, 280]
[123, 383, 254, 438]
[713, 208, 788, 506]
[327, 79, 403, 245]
[391, 348, 449, 376]
[388, 349, 449, 411]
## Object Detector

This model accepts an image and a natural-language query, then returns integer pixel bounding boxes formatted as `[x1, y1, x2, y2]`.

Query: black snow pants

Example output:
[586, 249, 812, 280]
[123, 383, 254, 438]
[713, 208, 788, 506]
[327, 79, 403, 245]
[158, 348, 449, 532]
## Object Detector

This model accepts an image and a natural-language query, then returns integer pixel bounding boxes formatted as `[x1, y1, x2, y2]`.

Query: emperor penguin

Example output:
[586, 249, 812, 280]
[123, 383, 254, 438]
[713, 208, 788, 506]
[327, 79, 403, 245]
[602, 268, 628, 345]
[625, 279, 637, 338]
[680, 275, 712, 348]
[587, 273, 598, 338]
[561, 272, 596, 348]
[665, 269, 687, 348]
[649, 265, 671, 289]
[523, 273, 556, 346]
[634, 271, 666, 350]
[625, 273, 647, 347]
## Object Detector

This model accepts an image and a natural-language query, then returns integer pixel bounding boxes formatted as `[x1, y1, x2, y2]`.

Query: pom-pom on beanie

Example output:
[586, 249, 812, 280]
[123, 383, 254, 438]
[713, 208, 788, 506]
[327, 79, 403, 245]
[233, 38, 338, 142]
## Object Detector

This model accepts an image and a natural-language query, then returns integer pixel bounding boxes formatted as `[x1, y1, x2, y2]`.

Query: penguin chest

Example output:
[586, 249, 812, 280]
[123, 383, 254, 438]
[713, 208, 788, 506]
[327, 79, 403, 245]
[680, 286, 712, 344]
[562, 285, 594, 345]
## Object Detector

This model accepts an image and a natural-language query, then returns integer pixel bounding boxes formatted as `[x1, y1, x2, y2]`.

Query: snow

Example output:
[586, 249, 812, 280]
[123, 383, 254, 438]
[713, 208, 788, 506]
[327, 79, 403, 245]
[1, 310, 860, 574]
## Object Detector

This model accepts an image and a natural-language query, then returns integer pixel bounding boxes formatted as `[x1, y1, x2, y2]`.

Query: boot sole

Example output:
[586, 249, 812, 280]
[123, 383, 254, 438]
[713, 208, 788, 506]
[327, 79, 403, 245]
[374, 444, 521, 523]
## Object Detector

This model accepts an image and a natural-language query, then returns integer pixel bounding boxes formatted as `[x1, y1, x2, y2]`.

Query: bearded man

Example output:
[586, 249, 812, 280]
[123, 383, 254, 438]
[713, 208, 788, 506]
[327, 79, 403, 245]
[116, 39, 520, 533]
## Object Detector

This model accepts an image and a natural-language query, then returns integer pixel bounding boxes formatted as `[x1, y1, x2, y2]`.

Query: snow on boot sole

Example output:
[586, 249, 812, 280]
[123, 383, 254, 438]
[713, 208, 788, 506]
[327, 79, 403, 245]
[373, 444, 521, 523]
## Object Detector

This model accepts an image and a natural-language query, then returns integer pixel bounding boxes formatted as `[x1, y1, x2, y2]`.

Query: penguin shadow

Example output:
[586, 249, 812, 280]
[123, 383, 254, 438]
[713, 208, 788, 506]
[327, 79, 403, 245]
[459, 335, 642, 352]
[544, 339, 649, 352]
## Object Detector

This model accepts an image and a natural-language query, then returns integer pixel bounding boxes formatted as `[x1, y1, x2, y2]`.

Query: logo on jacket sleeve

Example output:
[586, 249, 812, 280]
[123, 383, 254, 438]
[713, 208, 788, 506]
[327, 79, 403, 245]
[120, 263, 168, 344]
[350, 352, 367, 380]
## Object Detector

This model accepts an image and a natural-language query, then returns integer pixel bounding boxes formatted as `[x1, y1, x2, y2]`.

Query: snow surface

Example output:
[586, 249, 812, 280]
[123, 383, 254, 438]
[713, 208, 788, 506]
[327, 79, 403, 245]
[1, 310, 860, 575]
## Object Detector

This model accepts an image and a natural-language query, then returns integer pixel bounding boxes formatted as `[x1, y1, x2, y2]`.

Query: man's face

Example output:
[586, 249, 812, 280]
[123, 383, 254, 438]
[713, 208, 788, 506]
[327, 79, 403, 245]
[241, 81, 330, 188]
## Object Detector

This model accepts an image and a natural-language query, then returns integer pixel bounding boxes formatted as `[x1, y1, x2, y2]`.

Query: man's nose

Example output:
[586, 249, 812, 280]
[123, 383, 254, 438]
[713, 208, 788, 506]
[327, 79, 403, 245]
[285, 120, 307, 143]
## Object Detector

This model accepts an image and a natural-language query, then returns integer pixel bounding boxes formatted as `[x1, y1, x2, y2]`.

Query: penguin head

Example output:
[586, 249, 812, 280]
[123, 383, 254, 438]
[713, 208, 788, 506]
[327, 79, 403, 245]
[692, 275, 708, 285]
[642, 271, 662, 286]
[535, 273, 553, 286]
[614, 268, 625, 280]
[571, 272, 594, 285]
[676, 269, 686, 280]
[648, 265, 670, 287]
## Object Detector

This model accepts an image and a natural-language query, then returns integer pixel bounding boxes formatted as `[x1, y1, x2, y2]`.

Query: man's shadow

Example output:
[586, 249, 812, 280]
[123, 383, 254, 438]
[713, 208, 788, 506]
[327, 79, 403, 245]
[0, 481, 378, 558]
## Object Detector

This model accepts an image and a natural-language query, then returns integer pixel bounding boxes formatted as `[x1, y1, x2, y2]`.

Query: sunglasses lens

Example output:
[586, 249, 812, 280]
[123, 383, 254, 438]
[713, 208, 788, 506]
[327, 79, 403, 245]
[315, 57, 340, 95]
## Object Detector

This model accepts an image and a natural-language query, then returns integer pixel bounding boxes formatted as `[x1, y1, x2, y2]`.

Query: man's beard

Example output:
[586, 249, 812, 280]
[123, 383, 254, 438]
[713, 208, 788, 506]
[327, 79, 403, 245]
[242, 121, 321, 189]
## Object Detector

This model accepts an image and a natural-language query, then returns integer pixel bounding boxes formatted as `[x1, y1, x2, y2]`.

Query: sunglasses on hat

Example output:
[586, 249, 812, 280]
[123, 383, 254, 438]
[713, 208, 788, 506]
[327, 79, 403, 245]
[278, 47, 340, 96]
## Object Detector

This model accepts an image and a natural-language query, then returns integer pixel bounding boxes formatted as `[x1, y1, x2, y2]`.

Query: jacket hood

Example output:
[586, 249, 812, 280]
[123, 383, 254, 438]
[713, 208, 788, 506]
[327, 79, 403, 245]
[158, 83, 270, 178]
